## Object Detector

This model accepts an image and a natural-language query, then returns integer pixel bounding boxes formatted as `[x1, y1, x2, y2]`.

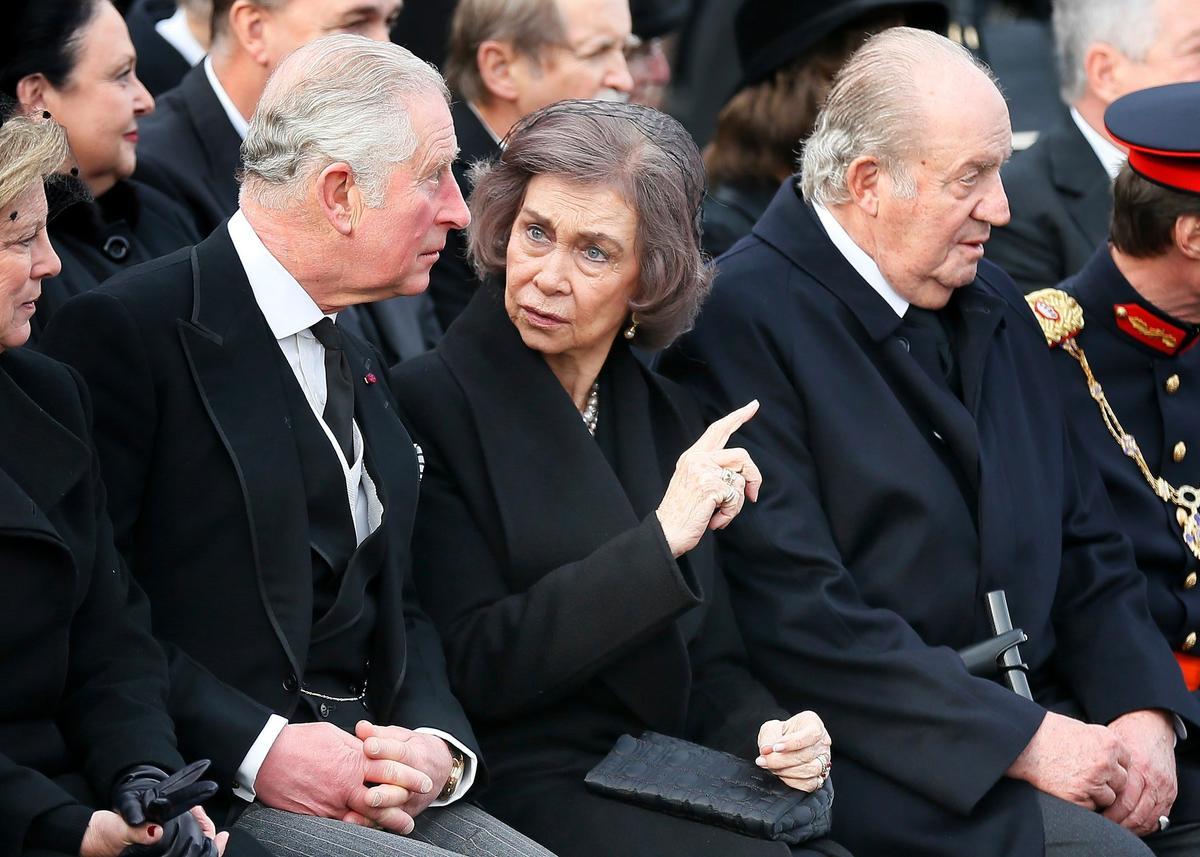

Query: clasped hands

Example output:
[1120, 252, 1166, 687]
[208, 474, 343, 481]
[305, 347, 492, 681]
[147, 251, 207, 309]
[754, 711, 833, 793]
[1008, 709, 1178, 837]
[255, 720, 454, 836]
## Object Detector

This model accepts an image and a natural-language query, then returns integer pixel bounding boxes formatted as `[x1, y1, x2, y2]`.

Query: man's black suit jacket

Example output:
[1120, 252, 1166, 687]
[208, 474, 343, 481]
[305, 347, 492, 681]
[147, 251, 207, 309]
[39, 226, 479, 819]
[125, 0, 192, 97]
[0, 348, 183, 855]
[427, 101, 500, 331]
[135, 65, 242, 237]
[987, 116, 1111, 293]
[660, 180, 1200, 857]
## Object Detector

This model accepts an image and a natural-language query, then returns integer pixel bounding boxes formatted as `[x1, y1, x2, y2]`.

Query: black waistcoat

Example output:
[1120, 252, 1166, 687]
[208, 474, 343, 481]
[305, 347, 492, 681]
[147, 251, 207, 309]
[275, 353, 384, 730]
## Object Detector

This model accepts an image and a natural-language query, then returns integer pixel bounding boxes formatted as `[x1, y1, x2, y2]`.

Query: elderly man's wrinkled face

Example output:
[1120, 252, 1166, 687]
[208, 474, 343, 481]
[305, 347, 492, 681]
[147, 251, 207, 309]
[869, 69, 1011, 309]
[515, 0, 635, 112]
[0, 181, 61, 352]
[260, 0, 402, 68]
[504, 174, 641, 361]
[353, 90, 470, 298]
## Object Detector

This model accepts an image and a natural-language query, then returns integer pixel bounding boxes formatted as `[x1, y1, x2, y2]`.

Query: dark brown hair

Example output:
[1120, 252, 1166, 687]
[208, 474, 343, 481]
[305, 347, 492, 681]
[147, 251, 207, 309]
[705, 11, 903, 189]
[1111, 165, 1200, 259]
[467, 100, 712, 350]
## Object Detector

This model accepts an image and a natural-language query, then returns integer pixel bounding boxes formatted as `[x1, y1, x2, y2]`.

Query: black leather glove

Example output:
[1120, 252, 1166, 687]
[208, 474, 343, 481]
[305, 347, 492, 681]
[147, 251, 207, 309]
[112, 760, 219, 826]
[120, 810, 220, 857]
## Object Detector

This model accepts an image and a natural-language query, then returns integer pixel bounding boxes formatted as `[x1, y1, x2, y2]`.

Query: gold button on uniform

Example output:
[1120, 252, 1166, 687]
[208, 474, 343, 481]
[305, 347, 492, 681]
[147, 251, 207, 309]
[1185, 632, 1198, 651]
[1166, 374, 1181, 394]
[1186, 572, 1198, 590]
[1175, 442, 1188, 462]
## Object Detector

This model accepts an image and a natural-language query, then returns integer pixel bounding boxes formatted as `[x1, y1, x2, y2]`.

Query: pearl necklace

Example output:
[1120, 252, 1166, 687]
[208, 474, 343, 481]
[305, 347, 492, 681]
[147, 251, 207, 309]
[581, 382, 600, 436]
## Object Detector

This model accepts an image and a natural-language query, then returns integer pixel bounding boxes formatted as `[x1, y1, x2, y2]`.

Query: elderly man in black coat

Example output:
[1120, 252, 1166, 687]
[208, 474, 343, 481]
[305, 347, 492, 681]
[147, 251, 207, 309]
[661, 27, 1200, 857]
[41, 35, 552, 857]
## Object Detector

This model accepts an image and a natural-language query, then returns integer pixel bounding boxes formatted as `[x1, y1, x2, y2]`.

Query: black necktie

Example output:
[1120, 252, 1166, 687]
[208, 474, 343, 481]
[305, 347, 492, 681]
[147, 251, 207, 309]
[309, 317, 355, 462]
[899, 307, 961, 397]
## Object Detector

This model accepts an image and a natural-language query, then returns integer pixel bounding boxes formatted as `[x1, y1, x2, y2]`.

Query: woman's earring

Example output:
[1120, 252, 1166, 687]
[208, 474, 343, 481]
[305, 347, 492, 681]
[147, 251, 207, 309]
[624, 314, 639, 340]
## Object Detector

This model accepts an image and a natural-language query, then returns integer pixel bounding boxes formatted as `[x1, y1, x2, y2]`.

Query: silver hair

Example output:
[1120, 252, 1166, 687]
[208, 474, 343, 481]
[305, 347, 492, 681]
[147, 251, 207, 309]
[239, 34, 449, 209]
[1052, 0, 1159, 105]
[799, 27, 997, 208]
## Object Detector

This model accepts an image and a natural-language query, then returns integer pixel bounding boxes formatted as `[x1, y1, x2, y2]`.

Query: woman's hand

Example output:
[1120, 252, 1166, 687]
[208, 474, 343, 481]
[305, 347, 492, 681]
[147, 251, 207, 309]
[755, 711, 832, 793]
[80, 807, 227, 856]
[655, 400, 762, 558]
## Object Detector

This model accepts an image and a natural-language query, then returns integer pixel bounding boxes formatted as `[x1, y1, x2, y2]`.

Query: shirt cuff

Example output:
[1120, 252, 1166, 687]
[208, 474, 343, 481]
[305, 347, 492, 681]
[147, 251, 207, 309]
[233, 714, 289, 802]
[414, 727, 477, 805]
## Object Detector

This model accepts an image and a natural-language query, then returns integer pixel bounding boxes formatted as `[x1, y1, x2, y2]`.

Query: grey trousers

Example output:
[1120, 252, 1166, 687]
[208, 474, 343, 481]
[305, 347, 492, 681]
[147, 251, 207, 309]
[1041, 793, 1200, 857]
[232, 802, 557, 857]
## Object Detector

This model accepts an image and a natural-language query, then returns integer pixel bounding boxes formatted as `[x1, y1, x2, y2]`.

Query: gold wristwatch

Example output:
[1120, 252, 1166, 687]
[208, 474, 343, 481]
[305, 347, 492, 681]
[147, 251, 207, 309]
[439, 744, 466, 801]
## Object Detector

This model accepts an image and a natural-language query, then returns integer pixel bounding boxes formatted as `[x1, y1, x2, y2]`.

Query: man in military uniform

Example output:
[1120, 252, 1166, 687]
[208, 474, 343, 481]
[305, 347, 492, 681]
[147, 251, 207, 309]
[1031, 80, 1200, 838]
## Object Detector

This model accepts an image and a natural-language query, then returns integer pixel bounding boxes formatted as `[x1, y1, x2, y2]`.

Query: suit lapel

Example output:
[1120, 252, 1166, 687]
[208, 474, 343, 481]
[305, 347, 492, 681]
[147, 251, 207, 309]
[180, 66, 243, 208]
[176, 226, 311, 678]
[1048, 122, 1112, 251]
[439, 288, 692, 731]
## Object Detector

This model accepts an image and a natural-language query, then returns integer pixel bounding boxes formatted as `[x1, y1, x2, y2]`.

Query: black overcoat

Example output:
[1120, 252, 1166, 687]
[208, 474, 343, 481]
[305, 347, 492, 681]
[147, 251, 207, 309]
[0, 347, 183, 854]
[390, 287, 849, 857]
[660, 181, 1199, 857]
[38, 225, 478, 822]
[987, 117, 1111, 294]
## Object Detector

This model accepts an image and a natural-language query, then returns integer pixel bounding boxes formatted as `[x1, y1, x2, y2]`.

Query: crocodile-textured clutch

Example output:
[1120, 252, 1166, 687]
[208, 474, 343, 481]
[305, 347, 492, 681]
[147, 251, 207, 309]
[585, 732, 833, 844]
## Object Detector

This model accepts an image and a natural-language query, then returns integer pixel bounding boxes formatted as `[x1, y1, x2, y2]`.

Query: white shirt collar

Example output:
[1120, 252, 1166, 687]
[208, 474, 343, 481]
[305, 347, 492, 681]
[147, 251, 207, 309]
[203, 55, 250, 140]
[1070, 106, 1126, 181]
[466, 101, 503, 146]
[154, 6, 207, 67]
[813, 202, 910, 318]
[226, 209, 329, 339]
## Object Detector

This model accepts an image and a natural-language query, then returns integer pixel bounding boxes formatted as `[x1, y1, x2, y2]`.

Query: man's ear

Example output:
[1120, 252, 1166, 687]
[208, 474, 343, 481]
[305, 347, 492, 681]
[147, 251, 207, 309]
[316, 163, 361, 236]
[1083, 42, 1125, 105]
[228, 0, 272, 67]
[845, 155, 883, 217]
[1174, 214, 1200, 261]
[14, 74, 52, 112]
[476, 39, 523, 103]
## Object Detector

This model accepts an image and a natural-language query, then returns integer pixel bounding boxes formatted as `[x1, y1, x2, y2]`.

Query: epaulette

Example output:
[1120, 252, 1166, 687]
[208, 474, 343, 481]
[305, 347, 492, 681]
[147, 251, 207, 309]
[1025, 288, 1085, 348]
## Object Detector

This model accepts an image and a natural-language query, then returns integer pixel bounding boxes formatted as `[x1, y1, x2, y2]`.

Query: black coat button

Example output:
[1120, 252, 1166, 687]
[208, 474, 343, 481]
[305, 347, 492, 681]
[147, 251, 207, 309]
[283, 674, 298, 692]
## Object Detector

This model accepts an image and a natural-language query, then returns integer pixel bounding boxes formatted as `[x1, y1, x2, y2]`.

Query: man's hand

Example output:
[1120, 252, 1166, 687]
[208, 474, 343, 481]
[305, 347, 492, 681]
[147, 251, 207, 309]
[338, 722, 451, 831]
[755, 711, 831, 793]
[1007, 711, 1131, 809]
[1104, 709, 1178, 836]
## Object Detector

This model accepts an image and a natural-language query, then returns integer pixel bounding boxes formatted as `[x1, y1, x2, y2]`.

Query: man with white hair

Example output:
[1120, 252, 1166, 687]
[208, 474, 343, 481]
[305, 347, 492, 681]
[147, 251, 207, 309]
[662, 26, 1200, 857]
[987, 0, 1200, 294]
[41, 35, 553, 857]
[428, 0, 636, 330]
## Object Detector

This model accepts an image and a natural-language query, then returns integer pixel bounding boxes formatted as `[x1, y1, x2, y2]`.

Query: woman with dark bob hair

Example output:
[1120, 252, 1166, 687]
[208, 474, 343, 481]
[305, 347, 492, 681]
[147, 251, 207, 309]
[390, 101, 850, 857]
[0, 111, 257, 857]
[0, 0, 198, 339]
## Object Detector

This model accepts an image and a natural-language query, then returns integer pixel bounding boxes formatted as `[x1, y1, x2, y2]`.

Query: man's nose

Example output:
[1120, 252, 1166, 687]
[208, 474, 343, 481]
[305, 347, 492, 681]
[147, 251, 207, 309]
[978, 175, 1011, 228]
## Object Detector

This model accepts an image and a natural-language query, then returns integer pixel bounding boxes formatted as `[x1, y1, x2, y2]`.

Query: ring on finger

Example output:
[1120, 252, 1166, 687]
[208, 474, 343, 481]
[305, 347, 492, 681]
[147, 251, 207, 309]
[720, 467, 737, 486]
[1159, 816, 1171, 832]
[721, 485, 740, 506]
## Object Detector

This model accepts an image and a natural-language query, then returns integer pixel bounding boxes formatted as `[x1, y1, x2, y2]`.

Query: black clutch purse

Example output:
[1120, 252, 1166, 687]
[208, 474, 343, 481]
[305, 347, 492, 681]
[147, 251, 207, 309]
[584, 731, 834, 844]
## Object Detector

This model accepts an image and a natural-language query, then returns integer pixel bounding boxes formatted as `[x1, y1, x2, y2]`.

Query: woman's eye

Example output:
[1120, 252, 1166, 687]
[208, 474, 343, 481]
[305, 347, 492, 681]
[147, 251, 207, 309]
[526, 225, 546, 241]
[584, 245, 608, 263]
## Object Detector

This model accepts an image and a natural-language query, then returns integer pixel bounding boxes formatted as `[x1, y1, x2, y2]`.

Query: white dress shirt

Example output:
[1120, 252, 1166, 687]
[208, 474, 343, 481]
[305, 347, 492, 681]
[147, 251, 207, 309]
[1070, 106, 1127, 182]
[225, 210, 476, 804]
[154, 6, 206, 67]
[203, 56, 249, 140]
[813, 202, 909, 318]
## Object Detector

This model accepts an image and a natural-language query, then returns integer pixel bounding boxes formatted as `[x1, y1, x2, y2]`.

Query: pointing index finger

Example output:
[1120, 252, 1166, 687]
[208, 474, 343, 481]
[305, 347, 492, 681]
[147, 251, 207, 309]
[697, 400, 759, 452]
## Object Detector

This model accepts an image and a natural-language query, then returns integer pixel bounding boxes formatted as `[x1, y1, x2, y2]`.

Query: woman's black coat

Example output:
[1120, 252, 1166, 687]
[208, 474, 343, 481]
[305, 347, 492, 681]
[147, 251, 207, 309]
[389, 287, 829, 857]
[0, 347, 183, 855]
[32, 179, 198, 341]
